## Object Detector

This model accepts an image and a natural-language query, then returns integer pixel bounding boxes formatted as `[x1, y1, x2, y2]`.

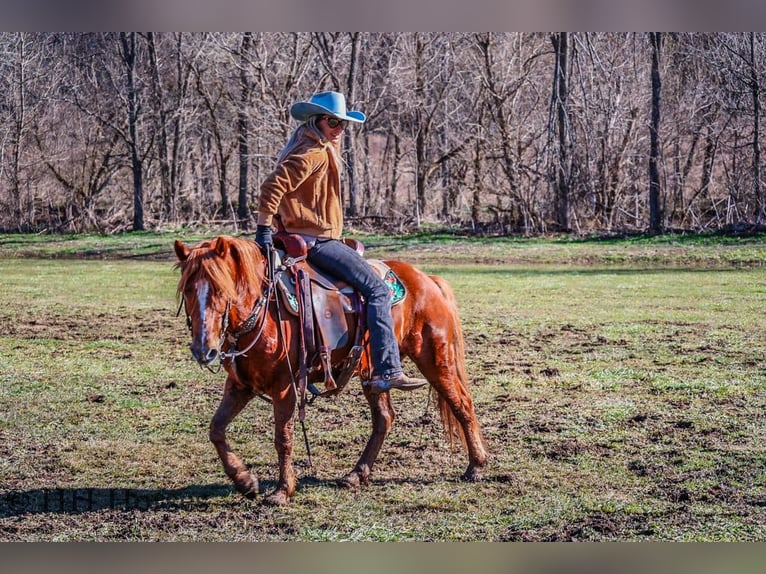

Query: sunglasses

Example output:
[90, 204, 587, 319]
[322, 116, 349, 129]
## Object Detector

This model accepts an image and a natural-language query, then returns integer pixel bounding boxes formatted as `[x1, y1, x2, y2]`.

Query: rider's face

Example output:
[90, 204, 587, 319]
[318, 115, 347, 144]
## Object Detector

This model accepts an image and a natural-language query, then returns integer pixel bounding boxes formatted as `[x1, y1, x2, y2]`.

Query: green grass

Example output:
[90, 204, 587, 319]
[2, 228, 766, 266]
[1, 232, 765, 541]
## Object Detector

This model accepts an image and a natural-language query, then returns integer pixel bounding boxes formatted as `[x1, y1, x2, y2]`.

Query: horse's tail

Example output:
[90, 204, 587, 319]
[428, 274, 485, 453]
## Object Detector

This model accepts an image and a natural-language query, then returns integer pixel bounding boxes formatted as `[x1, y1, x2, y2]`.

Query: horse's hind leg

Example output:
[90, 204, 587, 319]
[338, 391, 395, 489]
[210, 377, 258, 499]
[437, 382, 488, 481]
[415, 339, 488, 482]
[454, 401, 488, 483]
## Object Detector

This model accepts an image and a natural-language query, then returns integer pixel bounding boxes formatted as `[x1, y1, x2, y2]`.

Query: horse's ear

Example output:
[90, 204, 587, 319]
[174, 239, 190, 262]
[213, 236, 230, 258]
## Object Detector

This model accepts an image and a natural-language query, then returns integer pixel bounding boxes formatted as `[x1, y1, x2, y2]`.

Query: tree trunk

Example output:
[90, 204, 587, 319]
[120, 32, 144, 231]
[147, 32, 172, 225]
[749, 32, 763, 222]
[345, 32, 361, 217]
[10, 34, 27, 229]
[551, 32, 570, 231]
[388, 134, 401, 213]
[476, 33, 523, 229]
[648, 32, 663, 233]
[471, 135, 484, 226]
[237, 32, 253, 229]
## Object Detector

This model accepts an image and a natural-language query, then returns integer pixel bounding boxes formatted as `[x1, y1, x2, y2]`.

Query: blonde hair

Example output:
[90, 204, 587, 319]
[276, 115, 344, 173]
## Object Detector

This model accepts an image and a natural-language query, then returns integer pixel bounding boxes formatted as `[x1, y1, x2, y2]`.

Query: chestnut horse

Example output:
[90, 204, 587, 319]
[174, 235, 487, 505]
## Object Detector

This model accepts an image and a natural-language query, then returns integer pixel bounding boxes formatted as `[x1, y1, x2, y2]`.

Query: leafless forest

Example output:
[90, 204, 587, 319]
[1, 32, 765, 234]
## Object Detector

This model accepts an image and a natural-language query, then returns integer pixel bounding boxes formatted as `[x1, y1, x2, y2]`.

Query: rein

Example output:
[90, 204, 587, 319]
[220, 291, 270, 362]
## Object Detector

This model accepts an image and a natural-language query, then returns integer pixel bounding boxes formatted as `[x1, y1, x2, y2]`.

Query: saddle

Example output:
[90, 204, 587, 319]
[272, 232, 407, 401]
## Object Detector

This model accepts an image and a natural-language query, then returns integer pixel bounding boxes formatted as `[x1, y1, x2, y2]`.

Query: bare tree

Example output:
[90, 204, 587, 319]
[116, 33, 145, 231]
[237, 32, 253, 229]
[564, 33, 642, 231]
[657, 34, 724, 229]
[345, 32, 362, 217]
[398, 33, 472, 224]
[145, 33, 201, 226]
[648, 32, 663, 232]
[146, 32, 172, 224]
[676, 33, 765, 228]
[471, 32, 551, 232]
[352, 33, 402, 219]
[193, 55, 236, 220]
[247, 33, 316, 213]
[3, 32, 766, 234]
[0, 33, 52, 230]
[747, 33, 764, 222]
[550, 32, 571, 230]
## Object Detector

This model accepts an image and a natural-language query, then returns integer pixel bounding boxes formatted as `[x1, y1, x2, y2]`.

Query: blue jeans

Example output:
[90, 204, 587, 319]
[307, 239, 402, 379]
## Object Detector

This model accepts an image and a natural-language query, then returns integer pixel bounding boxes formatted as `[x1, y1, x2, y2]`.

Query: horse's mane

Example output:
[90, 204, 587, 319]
[176, 236, 265, 301]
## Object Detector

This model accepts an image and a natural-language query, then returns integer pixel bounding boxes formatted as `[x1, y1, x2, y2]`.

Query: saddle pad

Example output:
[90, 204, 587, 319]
[368, 260, 407, 306]
[276, 259, 406, 316]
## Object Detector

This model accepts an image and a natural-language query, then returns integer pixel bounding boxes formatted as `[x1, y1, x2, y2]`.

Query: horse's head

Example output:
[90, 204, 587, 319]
[174, 236, 266, 367]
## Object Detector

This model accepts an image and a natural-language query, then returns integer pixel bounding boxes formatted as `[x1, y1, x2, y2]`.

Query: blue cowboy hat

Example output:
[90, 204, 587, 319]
[290, 91, 366, 123]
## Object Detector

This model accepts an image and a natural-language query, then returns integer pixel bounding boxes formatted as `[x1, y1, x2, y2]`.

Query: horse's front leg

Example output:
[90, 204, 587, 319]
[210, 377, 258, 499]
[263, 386, 297, 505]
[338, 390, 395, 489]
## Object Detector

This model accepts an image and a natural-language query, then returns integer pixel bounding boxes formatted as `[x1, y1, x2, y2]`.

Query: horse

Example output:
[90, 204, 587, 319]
[173, 235, 487, 505]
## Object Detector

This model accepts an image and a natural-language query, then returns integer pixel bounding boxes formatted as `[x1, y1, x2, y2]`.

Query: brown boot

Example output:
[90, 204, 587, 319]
[363, 373, 428, 394]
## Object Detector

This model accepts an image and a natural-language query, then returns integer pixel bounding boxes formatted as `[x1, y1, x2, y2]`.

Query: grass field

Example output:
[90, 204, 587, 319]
[1, 231, 765, 541]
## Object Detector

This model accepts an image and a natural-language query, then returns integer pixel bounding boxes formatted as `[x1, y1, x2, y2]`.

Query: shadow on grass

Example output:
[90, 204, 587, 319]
[1, 473, 522, 517]
[0, 484, 235, 516]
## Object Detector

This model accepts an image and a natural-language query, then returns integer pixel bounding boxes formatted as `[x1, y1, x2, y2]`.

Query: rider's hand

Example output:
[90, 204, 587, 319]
[255, 224, 273, 251]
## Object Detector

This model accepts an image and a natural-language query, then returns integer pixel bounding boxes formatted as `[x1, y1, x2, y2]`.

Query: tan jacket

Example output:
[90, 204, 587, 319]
[257, 130, 343, 239]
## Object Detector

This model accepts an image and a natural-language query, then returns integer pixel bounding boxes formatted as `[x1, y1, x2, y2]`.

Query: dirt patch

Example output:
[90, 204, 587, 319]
[0, 307, 184, 345]
[502, 510, 658, 541]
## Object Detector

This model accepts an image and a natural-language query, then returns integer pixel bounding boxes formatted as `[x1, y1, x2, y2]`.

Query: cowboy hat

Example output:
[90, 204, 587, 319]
[290, 91, 366, 123]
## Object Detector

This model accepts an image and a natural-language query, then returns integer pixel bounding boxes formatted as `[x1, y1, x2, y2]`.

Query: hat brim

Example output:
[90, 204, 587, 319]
[290, 102, 366, 123]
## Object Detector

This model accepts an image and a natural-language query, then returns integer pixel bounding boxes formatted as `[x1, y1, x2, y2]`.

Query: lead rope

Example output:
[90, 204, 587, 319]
[268, 244, 313, 468]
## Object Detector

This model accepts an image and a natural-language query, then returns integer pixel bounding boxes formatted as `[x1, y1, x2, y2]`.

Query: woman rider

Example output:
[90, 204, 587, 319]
[254, 91, 427, 394]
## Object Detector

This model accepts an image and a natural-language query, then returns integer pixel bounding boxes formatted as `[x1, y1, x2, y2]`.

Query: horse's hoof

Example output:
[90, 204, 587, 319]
[262, 490, 289, 506]
[461, 467, 483, 483]
[338, 469, 370, 489]
[460, 469, 484, 482]
[234, 473, 259, 499]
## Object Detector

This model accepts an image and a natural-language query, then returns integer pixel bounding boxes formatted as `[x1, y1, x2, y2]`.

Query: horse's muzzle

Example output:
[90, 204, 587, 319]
[190, 344, 219, 366]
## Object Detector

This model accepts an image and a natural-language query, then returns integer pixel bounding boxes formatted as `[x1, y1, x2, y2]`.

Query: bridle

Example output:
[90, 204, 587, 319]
[177, 254, 276, 374]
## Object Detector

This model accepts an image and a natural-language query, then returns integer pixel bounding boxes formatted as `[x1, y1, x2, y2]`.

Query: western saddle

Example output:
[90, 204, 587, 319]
[271, 231, 406, 404]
